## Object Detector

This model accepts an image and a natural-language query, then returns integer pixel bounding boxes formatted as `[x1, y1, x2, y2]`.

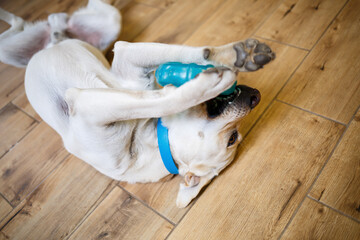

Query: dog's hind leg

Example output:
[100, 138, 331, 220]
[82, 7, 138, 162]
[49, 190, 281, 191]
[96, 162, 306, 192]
[0, 8, 50, 67]
[0, 8, 25, 41]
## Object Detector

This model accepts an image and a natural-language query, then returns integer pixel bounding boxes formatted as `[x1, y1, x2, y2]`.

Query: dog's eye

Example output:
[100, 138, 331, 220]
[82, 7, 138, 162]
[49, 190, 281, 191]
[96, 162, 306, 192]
[227, 131, 238, 147]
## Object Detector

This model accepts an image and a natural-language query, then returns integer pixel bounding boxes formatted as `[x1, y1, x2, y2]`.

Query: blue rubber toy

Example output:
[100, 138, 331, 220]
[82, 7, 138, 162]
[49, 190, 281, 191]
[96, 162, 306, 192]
[155, 62, 236, 96]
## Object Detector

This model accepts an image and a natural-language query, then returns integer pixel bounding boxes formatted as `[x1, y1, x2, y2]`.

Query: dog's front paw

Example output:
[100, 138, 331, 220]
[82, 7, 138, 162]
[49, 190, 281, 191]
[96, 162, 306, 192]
[197, 67, 236, 98]
[204, 38, 276, 72]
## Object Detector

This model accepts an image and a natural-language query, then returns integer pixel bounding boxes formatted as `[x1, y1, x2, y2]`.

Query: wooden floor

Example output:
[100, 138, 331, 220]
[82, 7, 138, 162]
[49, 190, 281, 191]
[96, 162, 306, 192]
[0, 0, 359, 239]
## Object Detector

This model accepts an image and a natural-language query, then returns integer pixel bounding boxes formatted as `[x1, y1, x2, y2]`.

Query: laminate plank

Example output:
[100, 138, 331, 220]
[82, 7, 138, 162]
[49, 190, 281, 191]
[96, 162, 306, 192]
[119, 2, 163, 42]
[0, 196, 12, 222]
[235, 41, 307, 135]
[70, 186, 173, 240]
[0, 20, 8, 33]
[255, 0, 347, 50]
[12, 90, 41, 122]
[0, 64, 25, 110]
[277, 0, 360, 124]
[184, 0, 282, 46]
[135, 0, 177, 9]
[167, 102, 344, 240]
[133, 0, 224, 43]
[0, 122, 68, 206]
[119, 175, 189, 223]
[282, 198, 360, 239]
[0, 156, 113, 240]
[0, 103, 37, 158]
[309, 109, 360, 220]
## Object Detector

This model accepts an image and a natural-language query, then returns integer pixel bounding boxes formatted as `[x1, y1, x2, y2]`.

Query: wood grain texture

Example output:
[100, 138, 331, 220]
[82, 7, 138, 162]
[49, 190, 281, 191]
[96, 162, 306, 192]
[0, 64, 24, 110]
[133, 0, 224, 43]
[1, 0, 86, 21]
[0, 20, 8, 33]
[0, 196, 12, 222]
[184, 0, 282, 46]
[119, 2, 163, 42]
[310, 110, 360, 220]
[0, 103, 37, 158]
[12, 90, 41, 122]
[236, 40, 307, 135]
[255, 0, 347, 50]
[0, 156, 113, 240]
[167, 102, 344, 240]
[277, 0, 360, 124]
[282, 198, 360, 239]
[136, 0, 177, 9]
[0, 122, 68, 206]
[70, 186, 173, 240]
[119, 175, 189, 223]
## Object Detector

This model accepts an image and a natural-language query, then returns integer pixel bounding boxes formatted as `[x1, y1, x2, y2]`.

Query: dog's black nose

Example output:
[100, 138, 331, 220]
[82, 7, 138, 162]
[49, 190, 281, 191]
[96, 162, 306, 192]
[237, 85, 261, 109]
[249, 89, 261, 109]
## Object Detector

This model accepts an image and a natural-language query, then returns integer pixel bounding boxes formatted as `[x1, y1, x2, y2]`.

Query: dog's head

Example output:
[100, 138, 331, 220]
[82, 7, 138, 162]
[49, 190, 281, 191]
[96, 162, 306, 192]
[163, 85, 260, 207]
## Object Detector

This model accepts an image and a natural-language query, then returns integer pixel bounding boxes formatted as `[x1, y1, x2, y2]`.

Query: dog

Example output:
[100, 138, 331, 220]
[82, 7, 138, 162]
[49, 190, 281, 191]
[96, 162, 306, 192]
[0, 0, 275, 208]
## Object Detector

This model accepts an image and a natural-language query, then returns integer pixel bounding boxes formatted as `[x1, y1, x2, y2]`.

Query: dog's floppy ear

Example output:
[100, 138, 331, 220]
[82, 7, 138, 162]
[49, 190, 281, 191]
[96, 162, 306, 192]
[67, 0, 121, 51]
[176, 172, 215, 208]
[184, 172, 200, 187]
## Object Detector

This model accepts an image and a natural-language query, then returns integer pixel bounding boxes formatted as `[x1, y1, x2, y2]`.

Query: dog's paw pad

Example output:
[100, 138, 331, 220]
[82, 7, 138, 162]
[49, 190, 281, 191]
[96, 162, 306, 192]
[210, 39, 275, 72]
[235, 39, 275, 71]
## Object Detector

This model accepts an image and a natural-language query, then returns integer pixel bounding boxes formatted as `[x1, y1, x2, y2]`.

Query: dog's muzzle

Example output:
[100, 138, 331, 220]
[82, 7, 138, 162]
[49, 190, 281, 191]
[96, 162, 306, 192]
[206, 85, 261, 118]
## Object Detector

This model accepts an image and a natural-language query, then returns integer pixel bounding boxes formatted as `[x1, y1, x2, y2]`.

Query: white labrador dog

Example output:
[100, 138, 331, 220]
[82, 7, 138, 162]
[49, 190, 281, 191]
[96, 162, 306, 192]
[0, 0, 275, 207]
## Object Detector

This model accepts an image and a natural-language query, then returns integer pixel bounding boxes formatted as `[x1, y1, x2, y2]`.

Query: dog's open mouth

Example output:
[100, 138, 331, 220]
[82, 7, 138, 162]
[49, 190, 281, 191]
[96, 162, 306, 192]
[206, 85, 260, 118]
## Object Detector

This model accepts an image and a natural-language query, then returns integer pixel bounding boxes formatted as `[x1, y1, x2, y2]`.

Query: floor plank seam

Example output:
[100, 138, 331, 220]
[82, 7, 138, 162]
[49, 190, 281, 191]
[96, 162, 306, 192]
[253, 35, 310, 52]
[270, 0, 351, 115]
[164, 192, 204, 240]
[307, 0, 350, 52]
[0, 192, 15, 217]
[2, 81, 23, 103]
[15, 152, 71, 203]
[306, 195, 360, 224]
[0, 153, 70, 231]
[0, 118, 38, 160]
[12, 101, 41, 123]
[239, 47, 310, 140]
[0, 192, 13, 211]
[250, 0, 285, 37]
[275, 99, 347, 126]
[277, 103, 357, 239]
[116, 183, 176, 226]
[0, 204, 24, 232]
[66, 182, 117, 240]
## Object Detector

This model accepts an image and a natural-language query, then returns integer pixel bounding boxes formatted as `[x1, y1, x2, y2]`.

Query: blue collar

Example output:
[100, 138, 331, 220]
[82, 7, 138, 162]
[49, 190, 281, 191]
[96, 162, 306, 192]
[157, 118, 179, 174]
